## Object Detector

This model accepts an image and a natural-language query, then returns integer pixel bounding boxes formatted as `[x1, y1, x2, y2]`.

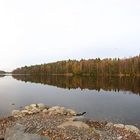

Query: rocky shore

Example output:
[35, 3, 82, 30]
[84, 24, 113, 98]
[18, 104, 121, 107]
[0, 103, 140, 140]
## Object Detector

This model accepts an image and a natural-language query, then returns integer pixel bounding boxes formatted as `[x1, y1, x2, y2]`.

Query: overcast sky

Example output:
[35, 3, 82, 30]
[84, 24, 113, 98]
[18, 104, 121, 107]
[0, 0, 140, 71]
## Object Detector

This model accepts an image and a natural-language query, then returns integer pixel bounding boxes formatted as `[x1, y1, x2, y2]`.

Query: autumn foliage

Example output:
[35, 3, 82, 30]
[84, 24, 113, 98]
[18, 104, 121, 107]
[12, 55, 140, 76]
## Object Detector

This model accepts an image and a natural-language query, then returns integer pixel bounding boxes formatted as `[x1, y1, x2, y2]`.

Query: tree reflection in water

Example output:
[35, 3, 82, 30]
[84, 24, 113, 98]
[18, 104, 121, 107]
[0, 75, 5, 78]
[12, 75, 140, 95]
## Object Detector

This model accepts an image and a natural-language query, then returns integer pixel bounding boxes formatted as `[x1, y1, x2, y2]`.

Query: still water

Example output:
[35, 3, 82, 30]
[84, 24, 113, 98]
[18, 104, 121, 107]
[0, 75, 140, 127]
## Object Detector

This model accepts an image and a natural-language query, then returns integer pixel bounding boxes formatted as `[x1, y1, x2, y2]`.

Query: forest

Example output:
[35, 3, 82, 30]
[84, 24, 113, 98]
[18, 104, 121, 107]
[0, 70, 6, 74]
[12, 55, 140, 76]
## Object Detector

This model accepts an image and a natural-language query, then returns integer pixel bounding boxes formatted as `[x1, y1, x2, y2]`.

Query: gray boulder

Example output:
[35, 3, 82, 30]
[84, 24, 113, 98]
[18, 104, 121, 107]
[5, 123, 50, 140]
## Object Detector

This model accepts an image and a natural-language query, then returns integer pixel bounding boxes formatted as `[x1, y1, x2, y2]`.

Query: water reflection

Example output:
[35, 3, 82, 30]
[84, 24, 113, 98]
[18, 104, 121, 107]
[12, 75, 140, 95]
[0, 75, 5, 78]
[0, 75, 139, 127]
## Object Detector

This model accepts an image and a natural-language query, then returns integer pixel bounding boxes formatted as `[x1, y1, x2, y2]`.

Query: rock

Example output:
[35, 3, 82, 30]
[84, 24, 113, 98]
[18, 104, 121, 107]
[125, 125, 140, 134]
[76, 112, 86, 116]
[55, 137, 62, 140]
[73, 116, 88, 122]
[47, 106, 66, 115]
[25, 106, 32, 110]
[66, 116, 87, 122]
[42, 109, 48, 113]
[66, 109, 77, 116]
[57, 121, 89, 129]
[56, 107, 65, 114]
[30, 104, 37, 108]
[106, 122, 114, 128]
[25, 104, 42, 114]
[27, 111, 33, 115]
[117, 136, 123, 140]
[114, 124, 125, 129]
[47, 106, 78, 116]
[48, 107, 57, 112]
[0, 137, 4, 140]
[136, 133, 140, 139]
[48, 106, 61, 111]
[25, 104, 38, 110]
[5, 123, 25, 139]
[31, 107, 40, 114]
[37, 103, 46, 110]
[47, 106, 79, 116]
[11, 110, 21, 117]
[21, 110, 29, 115]
[5, 123, 51, 140]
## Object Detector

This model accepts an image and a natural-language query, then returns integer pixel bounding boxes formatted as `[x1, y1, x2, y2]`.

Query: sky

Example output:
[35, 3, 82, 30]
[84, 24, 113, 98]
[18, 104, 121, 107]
[0, 0, 140, 71]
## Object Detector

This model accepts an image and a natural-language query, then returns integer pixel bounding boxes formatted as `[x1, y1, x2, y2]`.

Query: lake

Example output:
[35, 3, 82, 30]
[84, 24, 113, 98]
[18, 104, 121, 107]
[0, 75, 140, 127]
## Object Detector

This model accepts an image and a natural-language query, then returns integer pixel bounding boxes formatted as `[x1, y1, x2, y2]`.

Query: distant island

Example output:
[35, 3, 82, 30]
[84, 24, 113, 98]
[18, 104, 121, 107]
[12, 55, 140, 76]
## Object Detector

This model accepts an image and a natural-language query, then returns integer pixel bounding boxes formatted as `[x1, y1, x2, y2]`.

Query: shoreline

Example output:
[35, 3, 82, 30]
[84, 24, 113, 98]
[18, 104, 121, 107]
[11, 73, 140, 77]
[0, 103, 140, 140]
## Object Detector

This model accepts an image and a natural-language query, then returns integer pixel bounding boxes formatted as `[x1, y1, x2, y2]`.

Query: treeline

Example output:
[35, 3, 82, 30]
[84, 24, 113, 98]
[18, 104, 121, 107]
[12, 75, 140, 94]
[0, 70, 6, 74]
[12, 55, 140, 76]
